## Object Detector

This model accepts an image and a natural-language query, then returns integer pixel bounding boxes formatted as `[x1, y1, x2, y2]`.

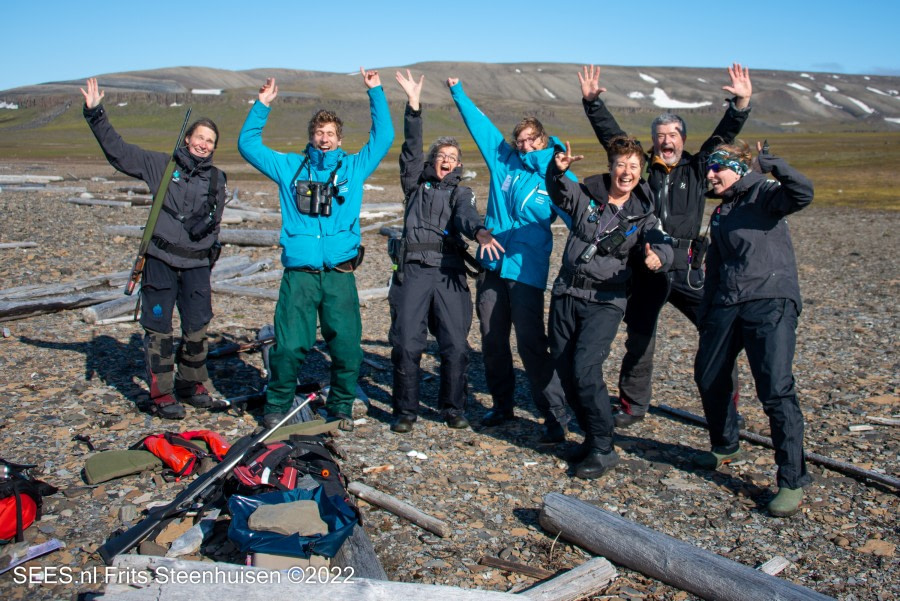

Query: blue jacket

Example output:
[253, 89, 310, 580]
[237, 86, 394, 269]
[450, 83, 572, 290]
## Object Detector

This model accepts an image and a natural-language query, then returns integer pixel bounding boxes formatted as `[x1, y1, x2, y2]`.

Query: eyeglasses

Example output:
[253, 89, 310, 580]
[515, 134, 540, 148]
[434, 153, 459, 163]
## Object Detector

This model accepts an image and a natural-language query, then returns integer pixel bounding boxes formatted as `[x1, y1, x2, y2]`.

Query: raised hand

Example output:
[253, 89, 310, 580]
[258, 78, 278, 107]
[554, 141, 584, 172]
[80, 78, 104, 109]
[395, 69, 424, 110]
[644, 243, 663, 271]
[476, 228, 505, 262]
[578, 65, 606, 101]
[446, 77, 459, 88]
[723, 63, 752, 109]
[360, 67, 381, 89]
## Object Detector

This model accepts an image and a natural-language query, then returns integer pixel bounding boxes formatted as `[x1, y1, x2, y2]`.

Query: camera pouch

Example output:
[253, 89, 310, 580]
[689, 237, 709, 270]
[295, 180, 322, 216]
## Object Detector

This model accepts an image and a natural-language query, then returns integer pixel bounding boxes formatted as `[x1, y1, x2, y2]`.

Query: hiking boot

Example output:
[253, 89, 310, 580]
[613, 411, 645, 429]
[263, 412, 286, 428]
[177, 382, 215, 408]
[481, 410, 514, 427]
[150, 394, 185, 420]
[390, 416, 416, 434]
[320, 408, 355, 432]
[692, 448, 741, 470]
[574, 450, 620, 480]
[767, 487, 804, 517]
[564, 441, 591, 463]
[445, 415, 470, 430]
[539, 421, 567, 444]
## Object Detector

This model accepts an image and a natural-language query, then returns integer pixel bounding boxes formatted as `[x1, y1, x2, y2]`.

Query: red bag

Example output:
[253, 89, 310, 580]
[0, 460, 57, 542]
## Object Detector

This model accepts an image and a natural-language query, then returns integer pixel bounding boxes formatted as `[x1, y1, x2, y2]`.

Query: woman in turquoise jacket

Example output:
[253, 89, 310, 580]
[447, 78, 571, 443]
[238, 69, 394, 428]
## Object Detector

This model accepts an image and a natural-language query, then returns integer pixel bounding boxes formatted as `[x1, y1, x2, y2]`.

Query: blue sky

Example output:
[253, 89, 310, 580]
[3, 0, 898, 91]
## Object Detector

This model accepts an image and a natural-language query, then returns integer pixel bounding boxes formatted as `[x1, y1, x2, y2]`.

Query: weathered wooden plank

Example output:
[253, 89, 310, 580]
[519, 557, 617, 601]
[539, 493, 833, 601]
[479, 556, 554, 580]
[0, 241, 38, 249]
[0, 289, 123, 322]
[105, 225, 280, 247]
[348, 481, 451, 538]
[331, 523, 388, 581]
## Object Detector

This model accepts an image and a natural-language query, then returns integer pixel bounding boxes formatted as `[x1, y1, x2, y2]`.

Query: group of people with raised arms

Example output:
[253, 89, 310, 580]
[82, 62, 813, 517]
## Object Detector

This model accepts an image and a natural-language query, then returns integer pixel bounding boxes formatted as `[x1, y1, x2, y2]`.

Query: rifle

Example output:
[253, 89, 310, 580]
[125, 107, 192, 297]
[97, 389, 319, 565]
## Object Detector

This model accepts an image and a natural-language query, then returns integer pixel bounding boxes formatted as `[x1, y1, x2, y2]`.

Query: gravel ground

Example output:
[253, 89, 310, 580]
[0, 159, 897, 601]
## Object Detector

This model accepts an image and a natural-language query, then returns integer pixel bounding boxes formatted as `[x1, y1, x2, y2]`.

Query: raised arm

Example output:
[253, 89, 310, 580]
[237, 77, 288, 182]
[579, 65, 628, 150]
[81, 78, 165, 185]
[545, 142, 586, 217]
[396, 70, 425, 198]
[756, 143, 814, 216]
[447, 78, 509, 168]
[354, 68, 394, 179]
[699, 63, 753, 155]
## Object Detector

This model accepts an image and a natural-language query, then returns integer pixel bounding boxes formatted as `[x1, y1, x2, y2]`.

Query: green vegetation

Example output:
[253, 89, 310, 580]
[1, 96, 897, 210]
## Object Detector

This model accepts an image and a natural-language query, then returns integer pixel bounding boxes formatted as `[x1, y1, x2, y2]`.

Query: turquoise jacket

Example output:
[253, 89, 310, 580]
[450, 82, 572, 290]
[237, 86, 394, 269]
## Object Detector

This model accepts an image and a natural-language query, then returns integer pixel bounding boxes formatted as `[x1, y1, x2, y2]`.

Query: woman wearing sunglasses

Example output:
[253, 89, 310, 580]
[693, 141, 814, 516]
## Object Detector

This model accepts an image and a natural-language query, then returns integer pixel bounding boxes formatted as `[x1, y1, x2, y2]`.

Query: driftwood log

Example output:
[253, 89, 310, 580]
[539, 493, 833, 601]
[0, 289, 122, 322]
[656, 404, 900, 490]
[348, 481, 451, 538]
[519, 557, 617, 601]
[64, 197, 132, 208]
[332, 523, 389, 581]
[0, 241, 38, 249]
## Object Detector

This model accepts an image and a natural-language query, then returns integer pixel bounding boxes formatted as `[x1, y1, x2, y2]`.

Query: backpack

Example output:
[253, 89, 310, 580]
[228, 435, 347, 500]
[138, 430, 231, 480]
[0, 460, 58, 543]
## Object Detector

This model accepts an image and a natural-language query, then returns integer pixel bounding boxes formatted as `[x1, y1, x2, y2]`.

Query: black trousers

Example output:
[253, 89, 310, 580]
[549, 294, 623, 454]
[389, 263, 472, 419]
[476, 270, 568, 427]
[694, 298, 810, 489]
[619, 267, 737, 415]
[139, 255, 212, 334]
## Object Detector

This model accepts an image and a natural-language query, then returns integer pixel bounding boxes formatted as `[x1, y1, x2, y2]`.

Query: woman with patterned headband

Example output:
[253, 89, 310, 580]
[693, 140, 814, 517]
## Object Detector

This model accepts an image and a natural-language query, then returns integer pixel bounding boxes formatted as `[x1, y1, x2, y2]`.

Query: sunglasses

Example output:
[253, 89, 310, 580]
[707, 161, 728, 173]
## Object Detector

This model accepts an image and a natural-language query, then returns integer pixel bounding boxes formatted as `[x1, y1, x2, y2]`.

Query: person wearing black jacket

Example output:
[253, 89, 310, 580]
[81, 78, 227, 420]
[578, 64, 752, 428]
[546, 137, 673, 479]
[693, 141, 813, 517]
[389, 71, 504, 432]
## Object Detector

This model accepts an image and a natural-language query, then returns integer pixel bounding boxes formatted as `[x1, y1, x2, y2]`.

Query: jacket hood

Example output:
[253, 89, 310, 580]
[519, 135, 564, 174]
[305, 144, 347, 170]
[582, 173, 654, 217]
[421, 163, 463, 187]
[176, 145, 214, 173]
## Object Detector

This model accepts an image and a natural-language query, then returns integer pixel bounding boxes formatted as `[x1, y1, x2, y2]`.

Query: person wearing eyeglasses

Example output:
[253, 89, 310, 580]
[578, 63, 752, 429]
[693, 141, 813, 517]
[545, 136, 673, 479]
[389, 71, 504, 433]
[238, 69, 394, 430]
[446, 77, 572, 444]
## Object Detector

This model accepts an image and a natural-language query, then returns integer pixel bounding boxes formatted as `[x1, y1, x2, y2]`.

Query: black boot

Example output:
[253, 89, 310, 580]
[390, 416, 416, 433]
[481, 409, 514, 427]
[575, 450, 620, 480]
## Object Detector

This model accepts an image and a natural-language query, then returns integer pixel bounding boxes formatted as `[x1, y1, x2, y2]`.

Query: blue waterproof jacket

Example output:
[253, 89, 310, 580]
[237, 87, 394, 269]
[450, 83, 572, 290]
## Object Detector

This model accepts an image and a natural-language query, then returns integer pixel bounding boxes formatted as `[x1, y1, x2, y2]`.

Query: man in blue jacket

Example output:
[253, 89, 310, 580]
[238, 69, 394, 428]
[447, 77, 571, 443]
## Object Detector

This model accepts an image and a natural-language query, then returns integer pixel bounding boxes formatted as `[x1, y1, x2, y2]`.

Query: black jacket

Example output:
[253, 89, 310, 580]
[582, 96, 750, 270]
[698, 153, 814, 321]
[399, 105, 484, 271]
[84, 104, 226, 269]
[545, 159, 673, 310]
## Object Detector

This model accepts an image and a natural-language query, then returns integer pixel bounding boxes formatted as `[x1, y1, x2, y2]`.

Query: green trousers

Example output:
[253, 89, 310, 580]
[266, 269, 362, 415]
